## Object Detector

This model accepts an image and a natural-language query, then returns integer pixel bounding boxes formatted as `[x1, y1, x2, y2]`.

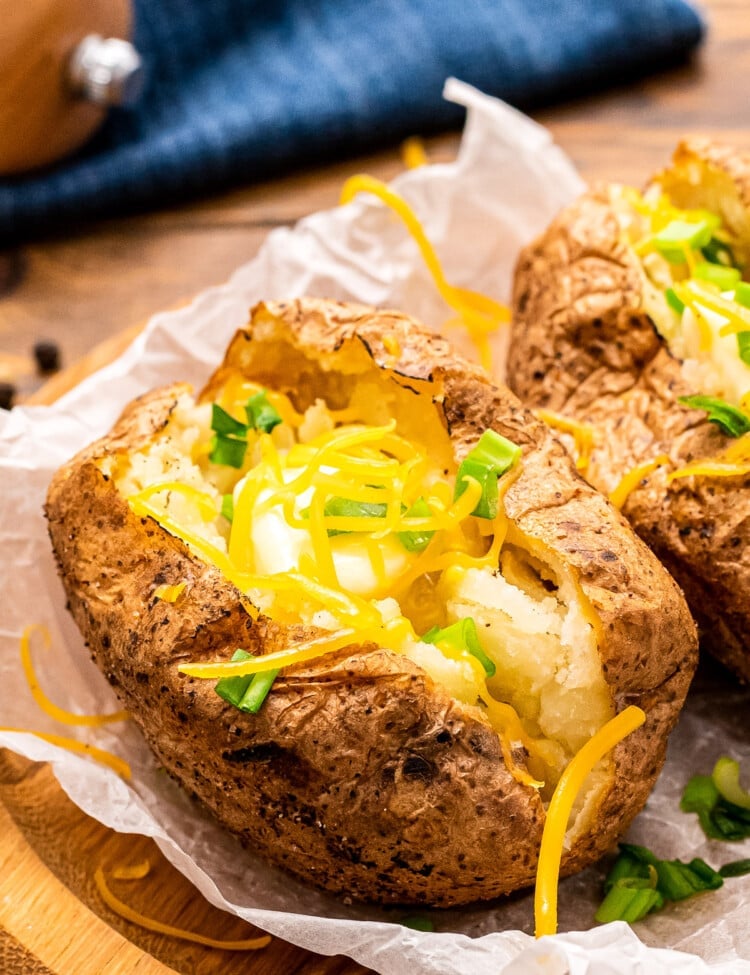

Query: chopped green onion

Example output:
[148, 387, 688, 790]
[209, 433, 248, 468]
[653, 216, 720, 263]
[737, 332, 750, 366]
[237, 666, 280, 713]
[702, 237, 739, 269]
[713, 756, 750, 810]
[665, 287, 686, 314]
[211, 403, 249, 438]
[681, 772, 750, 841]
[400, 916, 435, 932]
[215, 650, 255, 707]
[677, 395, 750, 438]
[693, 262, 742, 290]
[719, 859, 750, 879]
[323, 496, 388, 536]
[422, 617, 496, 677]
[454, 429, 521, 520]
[245, 390, 282, 433]
[397, 497, 435, 552]
[595, 878, 664, 924]
[221, 493, 235, 523]
[730, 284, 750, 363]
[597, 843, 723, 925]
[214, 649, 279, 713]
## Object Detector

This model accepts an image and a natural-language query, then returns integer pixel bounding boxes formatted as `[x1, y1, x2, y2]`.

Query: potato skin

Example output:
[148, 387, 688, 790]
[47, 298, 696, 906]
[509, 140, 750, 682]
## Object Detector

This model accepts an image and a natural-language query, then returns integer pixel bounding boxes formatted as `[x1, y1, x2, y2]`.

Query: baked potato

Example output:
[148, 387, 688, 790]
[510, 140, 750, 683]
[46, 298, 696, 907]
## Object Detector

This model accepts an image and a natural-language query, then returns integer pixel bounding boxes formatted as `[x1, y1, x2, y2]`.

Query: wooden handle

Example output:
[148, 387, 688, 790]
[0, 0, 133, 175]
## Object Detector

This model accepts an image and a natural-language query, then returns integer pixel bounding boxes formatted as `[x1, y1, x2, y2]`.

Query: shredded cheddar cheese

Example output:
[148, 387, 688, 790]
[0, 727, 131, 779]
[20, 624, 129, 727]
[534, 705, 646, 938]
[154, 582, 187, 603]
[669, 431, 750, 481]
[339, 174, 510, 370]
[608, 454, 671, 510]
[401, 136, 428, 169]
[179, 618, 415, 680]
[534, 409, 595, 472]
[94, 866, 271, 950]
[112, 860, 152, 880]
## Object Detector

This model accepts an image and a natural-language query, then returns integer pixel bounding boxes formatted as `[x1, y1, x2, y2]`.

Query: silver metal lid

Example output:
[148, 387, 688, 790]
[67, 34, 145, 108]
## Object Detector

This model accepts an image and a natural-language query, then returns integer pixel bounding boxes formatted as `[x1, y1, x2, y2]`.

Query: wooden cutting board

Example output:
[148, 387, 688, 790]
[0, 324, 372, 975]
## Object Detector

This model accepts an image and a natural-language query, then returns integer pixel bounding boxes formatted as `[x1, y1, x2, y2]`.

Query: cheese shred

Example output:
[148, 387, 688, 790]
[94, 866, 271, 951]
[0, 727, 131, 780]
[20, 624, 129, 727]
[608, 454, 671, 510]
[339, 174, 510, 370]
[534, 705, 646, 938]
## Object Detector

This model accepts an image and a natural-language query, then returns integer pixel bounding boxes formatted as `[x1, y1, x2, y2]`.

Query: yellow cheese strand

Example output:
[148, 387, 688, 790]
[111, 860, 152, 880]
[534, 705, 646, 938]
[0, 727, 131, 779]
[20, 625, 129, 727]
[94, 867, 271, 951]
[535, 409, 595, 472]
[608, 454, 671, 510]
[480, 697, 544, 790]
[129, 496, 377, 628]
[179, 618, 414, 679]
[401, 136, 428, 169]
[132, 482, 219, 521]
[668, 460, 750, 481]
[153, 582, 186, 603]
[339, 174, 510, 370]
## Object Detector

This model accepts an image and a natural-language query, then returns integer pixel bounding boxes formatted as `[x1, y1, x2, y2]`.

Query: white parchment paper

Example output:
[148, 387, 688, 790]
[2, 80, 750, 974]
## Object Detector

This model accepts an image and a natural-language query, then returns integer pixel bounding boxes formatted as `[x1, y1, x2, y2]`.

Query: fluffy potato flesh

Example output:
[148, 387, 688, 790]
[48, 299, 696, 905]
[510, 141, 750, 681]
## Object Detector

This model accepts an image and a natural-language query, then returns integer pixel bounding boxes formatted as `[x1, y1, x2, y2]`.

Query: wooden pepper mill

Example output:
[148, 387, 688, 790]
[0, 0, 143, 176]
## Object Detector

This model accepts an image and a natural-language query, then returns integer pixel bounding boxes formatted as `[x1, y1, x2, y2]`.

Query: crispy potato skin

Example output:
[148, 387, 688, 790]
[510, 140, 750, 681]
[47, 299, 696, 906]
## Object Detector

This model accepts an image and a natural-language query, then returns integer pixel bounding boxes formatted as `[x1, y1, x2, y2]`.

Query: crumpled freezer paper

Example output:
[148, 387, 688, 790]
[1, 79, 749, 975]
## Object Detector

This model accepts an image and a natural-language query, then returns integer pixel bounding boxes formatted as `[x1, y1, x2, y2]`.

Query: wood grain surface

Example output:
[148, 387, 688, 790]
[0, 0, 747, 971]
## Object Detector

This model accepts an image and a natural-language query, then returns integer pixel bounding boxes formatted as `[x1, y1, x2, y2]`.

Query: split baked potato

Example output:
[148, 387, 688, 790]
[47, 298, 696, 906]
[510, 140, 750, 683]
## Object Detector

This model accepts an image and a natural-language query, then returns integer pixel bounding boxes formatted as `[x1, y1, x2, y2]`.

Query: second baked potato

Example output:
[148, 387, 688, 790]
[510, 140, 750, 682]
[47, 298, 696, 906]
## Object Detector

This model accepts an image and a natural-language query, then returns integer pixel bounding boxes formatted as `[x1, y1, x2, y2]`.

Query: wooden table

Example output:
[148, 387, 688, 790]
[0, 0, 746, 971]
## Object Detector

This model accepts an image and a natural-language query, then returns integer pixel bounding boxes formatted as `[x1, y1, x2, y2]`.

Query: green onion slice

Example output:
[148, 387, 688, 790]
[209, 434, 249, 468]
[454, 429, 521, 520]
[681, 772, 750, 841]
[653, 216, 720, 263]
[397, 497, 435, 552]
[211, 404, 249, 438]
[422, 617, 496, 677]
[400, 916, 435, 932]
[677, 395, 750, 438]
[595, 878, 664, 924]
[214, 649, 279, 713]
[702, 237, 740, 269]
[323, 496, 388, 536]
[665, 287, 686, 315]
[719, 858, 750, 879]
[245, 391, 282, 433]
[221, 493, 235, 523]
[713, 756, 750, 810]
[693, 262, 742, 290]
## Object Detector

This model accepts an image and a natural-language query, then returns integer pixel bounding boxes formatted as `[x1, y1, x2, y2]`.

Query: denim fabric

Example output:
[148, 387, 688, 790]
[0, 0, 703, 242]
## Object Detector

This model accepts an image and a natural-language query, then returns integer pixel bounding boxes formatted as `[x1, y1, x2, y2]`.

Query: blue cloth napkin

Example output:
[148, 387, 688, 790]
[0, 0, 703, 243]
